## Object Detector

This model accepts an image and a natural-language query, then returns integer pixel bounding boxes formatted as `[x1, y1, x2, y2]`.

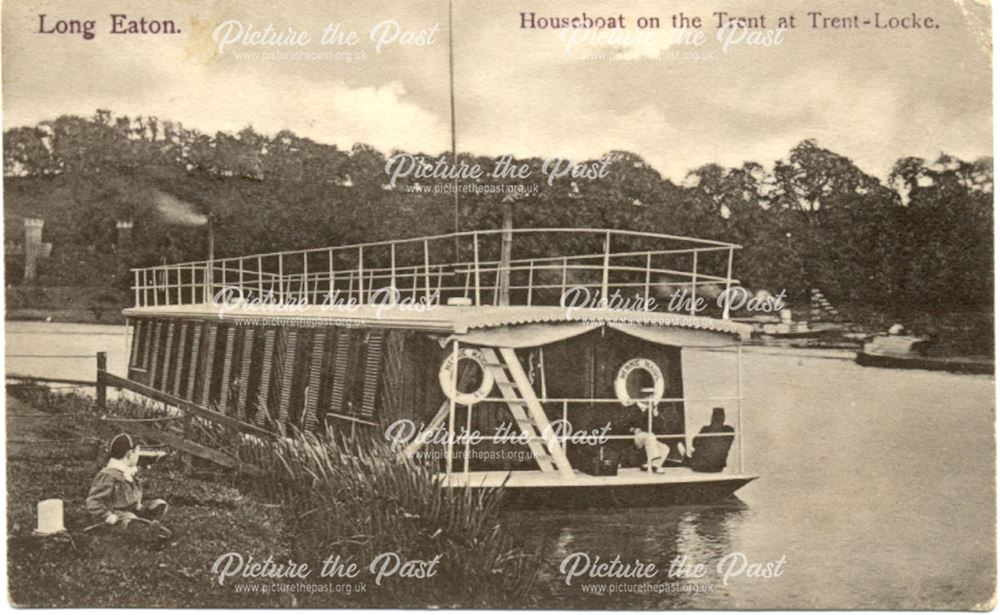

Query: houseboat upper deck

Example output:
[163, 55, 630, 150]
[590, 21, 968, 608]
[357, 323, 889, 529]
[127, 227, 743, 317]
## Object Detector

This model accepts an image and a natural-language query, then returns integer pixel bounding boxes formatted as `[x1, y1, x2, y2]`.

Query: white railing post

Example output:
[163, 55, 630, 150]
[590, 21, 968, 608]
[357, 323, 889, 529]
[690, 251, 698, 316]
[203, 264, 210, 304]
[527, 260, 534, 306]
[423, 240, 432, 303]
[473, 232, 481, 305]
[498, 225, 512, 306]
[722, 247, 734, 319]
[644, 253, 652, 303]
[278, 253, 284, 303]
[327, 248, 334, 302]
[302, 253, 309, 303]
[207, 251, 214, 302]
[390, 243, 397, 293]
[357, 246, 364, 304]
[600, 230, 611, 300]
[435, 265, 443, 301]
[560, 257, 568, 297]
[257, 255, 264, 298]
[133, 270, 140, 307]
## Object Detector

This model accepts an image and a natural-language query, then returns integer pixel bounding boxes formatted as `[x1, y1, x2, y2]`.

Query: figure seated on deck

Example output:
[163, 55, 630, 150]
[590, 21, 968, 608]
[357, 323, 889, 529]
[631, 429, 686, 473]
[688, 407, 735, 473]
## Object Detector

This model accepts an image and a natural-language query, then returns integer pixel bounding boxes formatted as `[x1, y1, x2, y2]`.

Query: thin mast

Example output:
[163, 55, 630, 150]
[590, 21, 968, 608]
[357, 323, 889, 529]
[449, 0, 459, 254]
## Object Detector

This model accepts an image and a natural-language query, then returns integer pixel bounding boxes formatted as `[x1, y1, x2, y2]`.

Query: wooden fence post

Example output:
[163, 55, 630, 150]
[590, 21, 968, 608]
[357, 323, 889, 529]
[96, 352, 107, 410]
[183, 410, 193, 474]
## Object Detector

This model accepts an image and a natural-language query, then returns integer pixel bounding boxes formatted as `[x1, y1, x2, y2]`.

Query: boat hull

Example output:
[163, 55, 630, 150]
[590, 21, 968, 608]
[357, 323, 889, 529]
[501, 477, 754, 509]
[440, 469, 757, 510]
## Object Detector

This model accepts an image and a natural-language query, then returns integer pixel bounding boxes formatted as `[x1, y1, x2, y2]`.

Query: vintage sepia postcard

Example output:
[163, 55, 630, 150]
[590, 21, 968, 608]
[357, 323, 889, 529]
[2, 0, 995, 609]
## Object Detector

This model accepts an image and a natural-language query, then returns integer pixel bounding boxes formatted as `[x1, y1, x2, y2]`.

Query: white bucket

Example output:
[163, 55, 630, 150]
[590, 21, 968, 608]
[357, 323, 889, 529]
[35, 499, 65, 535]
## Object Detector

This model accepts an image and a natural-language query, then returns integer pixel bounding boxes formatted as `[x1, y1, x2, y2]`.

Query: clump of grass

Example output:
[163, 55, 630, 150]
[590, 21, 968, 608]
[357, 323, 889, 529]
[7, 382, 93, 415]
[249, 429, 542, 608]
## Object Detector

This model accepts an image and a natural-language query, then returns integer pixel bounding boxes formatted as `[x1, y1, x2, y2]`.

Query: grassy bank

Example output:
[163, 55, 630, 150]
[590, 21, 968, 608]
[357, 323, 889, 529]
[6, 387, 290, 607]
[5, 386, 542, 608]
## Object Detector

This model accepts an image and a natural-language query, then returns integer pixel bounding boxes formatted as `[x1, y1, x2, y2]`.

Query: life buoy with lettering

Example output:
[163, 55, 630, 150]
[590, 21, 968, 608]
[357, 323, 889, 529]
[439, 347, 495, 406]
[614, 358, 665, 407]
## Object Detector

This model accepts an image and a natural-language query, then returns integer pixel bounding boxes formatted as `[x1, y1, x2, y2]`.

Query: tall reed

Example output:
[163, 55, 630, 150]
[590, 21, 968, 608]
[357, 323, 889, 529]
[247, 428, 542, 607]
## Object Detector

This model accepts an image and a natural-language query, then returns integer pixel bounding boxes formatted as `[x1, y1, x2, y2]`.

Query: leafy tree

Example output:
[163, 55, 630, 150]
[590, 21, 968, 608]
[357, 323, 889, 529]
[2, 112, 992, 318]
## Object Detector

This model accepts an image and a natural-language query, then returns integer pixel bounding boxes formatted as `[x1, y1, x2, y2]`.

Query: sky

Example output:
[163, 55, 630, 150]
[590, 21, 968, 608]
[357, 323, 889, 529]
[2, 0, 993, 182]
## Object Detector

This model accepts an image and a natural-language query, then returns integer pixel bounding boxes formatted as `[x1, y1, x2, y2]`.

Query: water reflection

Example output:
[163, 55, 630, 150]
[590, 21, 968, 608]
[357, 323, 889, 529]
[509, 498, 749, 608]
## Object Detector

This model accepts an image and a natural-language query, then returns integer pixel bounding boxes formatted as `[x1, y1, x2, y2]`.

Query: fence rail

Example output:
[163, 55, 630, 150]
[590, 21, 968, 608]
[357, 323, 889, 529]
[131, 228, 742, 318]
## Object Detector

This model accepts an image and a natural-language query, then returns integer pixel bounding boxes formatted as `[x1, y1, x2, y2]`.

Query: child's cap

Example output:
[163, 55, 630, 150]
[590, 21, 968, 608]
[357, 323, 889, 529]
[108, 433, 134, 459]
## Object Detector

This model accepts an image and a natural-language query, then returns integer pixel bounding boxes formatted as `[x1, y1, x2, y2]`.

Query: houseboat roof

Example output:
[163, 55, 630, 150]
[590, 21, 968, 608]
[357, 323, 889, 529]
[124, 303, 751, 347]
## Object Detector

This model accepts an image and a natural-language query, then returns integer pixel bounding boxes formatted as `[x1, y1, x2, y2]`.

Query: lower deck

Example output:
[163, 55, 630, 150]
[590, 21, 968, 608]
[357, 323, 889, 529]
[119, 311, 750, 492]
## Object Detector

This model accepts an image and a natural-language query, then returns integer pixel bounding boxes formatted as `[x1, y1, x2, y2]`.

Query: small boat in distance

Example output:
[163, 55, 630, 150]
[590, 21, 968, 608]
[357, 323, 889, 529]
[122, 227, 758, 507]
[856, 333, 994, 375]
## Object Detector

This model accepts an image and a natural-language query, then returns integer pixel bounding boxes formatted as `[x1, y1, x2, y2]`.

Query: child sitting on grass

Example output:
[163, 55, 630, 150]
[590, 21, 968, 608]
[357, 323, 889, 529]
[85, 433, 170, 538]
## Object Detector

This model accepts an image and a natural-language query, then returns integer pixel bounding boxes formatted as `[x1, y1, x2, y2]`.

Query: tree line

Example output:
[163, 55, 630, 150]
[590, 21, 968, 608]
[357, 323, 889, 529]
[3, 110, 993, 312]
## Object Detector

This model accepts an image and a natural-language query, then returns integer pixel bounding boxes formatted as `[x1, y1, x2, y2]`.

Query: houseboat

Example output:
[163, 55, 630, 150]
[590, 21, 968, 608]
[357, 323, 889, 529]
[121, 227, 757, 508]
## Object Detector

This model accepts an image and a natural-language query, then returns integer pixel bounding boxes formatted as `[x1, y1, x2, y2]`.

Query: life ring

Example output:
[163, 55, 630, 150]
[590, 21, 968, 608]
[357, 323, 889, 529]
[614, 358, 665, 407]
[439, 347, 495, 406]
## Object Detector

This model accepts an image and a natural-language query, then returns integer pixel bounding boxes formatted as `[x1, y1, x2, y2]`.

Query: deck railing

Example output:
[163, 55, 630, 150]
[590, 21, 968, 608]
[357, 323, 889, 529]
[131, 228, 742, 318]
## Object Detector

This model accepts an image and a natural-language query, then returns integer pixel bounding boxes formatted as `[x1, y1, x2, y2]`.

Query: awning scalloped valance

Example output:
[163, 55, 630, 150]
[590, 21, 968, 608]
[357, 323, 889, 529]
[442, 321, 742, 349]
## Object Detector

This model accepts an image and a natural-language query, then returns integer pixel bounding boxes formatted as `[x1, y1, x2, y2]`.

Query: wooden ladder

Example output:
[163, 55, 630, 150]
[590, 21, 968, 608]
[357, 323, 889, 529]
[479, 347, 573, 476]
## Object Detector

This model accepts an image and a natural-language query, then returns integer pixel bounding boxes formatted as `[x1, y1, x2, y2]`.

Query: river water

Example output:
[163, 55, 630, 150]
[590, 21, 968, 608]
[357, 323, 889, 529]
[525, 347, 996, 609]
[5, 321, 995, 608]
